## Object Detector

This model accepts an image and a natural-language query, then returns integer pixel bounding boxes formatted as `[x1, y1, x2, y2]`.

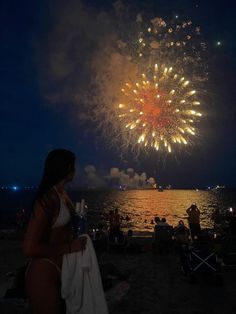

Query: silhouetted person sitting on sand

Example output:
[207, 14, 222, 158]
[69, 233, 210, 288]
[154, 217, 161, 232]
[174, 220, 190, 244]
[154, 217, 169, 231]
[160, 217, 170, 226]
[174, 220, 190, 275]
[154, 217, 172, 242]
[155, 217, 170, 227]
[125, 229, 142, 253]
[186, 203, 201, 238]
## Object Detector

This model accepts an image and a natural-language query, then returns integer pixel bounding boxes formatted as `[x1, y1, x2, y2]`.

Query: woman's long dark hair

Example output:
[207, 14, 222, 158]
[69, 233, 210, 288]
[36, 149, 76, 201]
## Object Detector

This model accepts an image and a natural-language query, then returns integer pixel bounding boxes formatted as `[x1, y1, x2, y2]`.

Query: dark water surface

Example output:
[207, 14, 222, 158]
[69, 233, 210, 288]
[1, 189, 236, 234]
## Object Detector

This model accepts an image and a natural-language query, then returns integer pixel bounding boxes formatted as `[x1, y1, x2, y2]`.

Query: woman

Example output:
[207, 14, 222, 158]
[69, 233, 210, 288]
[23, 149, 86, 314]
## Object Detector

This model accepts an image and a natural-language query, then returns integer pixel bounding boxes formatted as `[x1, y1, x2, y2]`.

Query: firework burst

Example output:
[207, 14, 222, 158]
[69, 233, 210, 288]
[118, 63, 202, 152]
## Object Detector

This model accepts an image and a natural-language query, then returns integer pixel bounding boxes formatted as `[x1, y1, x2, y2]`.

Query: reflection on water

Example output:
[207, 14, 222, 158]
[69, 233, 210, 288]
[76, 189, 236, 235]
[1, 189, 235, 234]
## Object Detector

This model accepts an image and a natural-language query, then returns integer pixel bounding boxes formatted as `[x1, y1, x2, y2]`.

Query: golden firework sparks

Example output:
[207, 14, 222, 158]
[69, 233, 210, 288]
[118, 64, 201, 152]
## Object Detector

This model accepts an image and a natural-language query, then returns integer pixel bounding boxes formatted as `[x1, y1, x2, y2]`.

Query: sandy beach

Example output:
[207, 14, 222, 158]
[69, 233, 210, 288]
[1, 233, 236, 314]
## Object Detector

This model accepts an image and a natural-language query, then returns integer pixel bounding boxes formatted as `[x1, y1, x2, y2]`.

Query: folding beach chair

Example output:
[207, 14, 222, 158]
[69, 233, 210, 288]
[153, 225, 174, 253]
[189, 246, 217, 272]
[181, 239, 222, 283]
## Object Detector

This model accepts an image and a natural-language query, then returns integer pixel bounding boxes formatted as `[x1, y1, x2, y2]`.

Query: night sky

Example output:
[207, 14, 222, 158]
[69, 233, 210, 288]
[1, 0, 236, 188]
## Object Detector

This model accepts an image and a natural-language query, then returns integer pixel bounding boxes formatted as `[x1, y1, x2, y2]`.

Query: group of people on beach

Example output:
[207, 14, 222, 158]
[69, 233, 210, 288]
[21, 148, 203, 314]
[153, 203, 201, 239]
[92, 209, 141, 254]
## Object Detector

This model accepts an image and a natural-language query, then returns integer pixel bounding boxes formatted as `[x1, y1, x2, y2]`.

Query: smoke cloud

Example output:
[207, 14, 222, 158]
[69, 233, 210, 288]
[40, 0, 119, 106]
[39, 0, 140, 148]
[83, 165, 156, 189]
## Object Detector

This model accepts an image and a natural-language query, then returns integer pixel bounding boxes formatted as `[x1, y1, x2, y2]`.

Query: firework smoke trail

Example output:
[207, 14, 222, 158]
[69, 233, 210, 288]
[88, 14, 207, 154]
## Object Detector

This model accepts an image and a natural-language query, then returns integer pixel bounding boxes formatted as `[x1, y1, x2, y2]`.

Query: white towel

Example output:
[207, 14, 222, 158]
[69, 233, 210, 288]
[61, 234, 109, 314]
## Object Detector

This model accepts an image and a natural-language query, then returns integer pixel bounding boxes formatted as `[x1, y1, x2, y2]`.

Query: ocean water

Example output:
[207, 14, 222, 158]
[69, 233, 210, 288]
[1, 189, 235, 234]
